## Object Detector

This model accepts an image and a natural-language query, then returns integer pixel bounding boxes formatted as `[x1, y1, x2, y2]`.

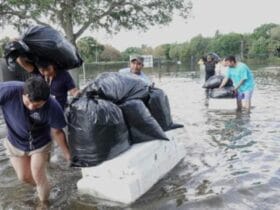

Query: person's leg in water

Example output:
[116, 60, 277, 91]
[31, 151, 51, 203]
[236, 92, 243, 111]
[10, 156, 36, 185]
[8, 140, 51, 203]
[5, 139, 36, 185]
[242, 90, 253, 112]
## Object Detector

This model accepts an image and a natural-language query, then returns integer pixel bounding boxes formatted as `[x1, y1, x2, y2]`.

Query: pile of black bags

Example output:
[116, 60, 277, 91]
[203, 75, 235, 99]
[4, 25, 83, 71]
[66, 72, 183, 167]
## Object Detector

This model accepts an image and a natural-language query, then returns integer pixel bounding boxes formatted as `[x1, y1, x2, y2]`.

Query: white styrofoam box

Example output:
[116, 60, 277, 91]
[208, 98, 236, 110]
[77, 129, 185, 204]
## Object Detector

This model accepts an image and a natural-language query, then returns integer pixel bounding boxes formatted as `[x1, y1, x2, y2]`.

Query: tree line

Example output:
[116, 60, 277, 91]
[58, 23, 280, 64]
[1, 21, 279, 64]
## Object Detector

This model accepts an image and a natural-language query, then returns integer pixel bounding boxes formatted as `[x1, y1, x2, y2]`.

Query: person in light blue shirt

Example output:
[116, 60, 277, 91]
[119, 56, 152, 85]
[220, 55, 255, 111]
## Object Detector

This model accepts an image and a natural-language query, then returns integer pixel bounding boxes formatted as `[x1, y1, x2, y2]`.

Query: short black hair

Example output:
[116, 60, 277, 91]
[35, 59, 52, 68]
[225, 55, 236, 63]
[23, 77, 50, 102]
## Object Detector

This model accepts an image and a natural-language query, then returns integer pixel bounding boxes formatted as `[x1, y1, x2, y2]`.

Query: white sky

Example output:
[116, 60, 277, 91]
[1, 0, 279, 51]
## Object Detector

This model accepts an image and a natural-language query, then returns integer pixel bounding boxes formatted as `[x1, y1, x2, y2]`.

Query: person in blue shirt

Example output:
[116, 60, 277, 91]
[16, 56, 80, 110]
[119, 56, 153, 86]
[0, 77, 70, 203]
[219, 55, 255, 111]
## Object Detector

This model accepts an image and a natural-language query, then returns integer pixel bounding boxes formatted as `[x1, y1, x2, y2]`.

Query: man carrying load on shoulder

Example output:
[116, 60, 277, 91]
[16, 56, 80, 110]
[0, 77, 70, 203]
[219, 55, 255, 112]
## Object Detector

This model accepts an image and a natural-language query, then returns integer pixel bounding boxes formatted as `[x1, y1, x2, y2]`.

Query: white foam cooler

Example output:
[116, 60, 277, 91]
[77, 129, 185, 204]
[208, 98, 236, 110]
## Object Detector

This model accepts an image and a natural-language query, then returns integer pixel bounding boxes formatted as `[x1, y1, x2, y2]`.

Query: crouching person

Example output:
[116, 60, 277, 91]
[0, 77, 70, 203]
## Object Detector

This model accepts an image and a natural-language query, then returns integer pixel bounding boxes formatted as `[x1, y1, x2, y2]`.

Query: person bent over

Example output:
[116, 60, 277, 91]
[0, 77, 70, 203]
[219, 55, 255, 112]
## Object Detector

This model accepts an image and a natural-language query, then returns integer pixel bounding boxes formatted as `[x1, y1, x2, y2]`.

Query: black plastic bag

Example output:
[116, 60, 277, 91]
[203, 75, 233, 89]
[22, 25, 83, 70]
[208, 52, 221, 62]
[66, 96, 130, 167]
[147, 88, 184, 131]
[91, 72, 150, 103]
[119, 100, 168, 144]
[209, 87, 235, 98]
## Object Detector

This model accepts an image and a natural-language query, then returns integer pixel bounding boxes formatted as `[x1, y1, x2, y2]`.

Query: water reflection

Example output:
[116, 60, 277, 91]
[0, 64, 280, 209]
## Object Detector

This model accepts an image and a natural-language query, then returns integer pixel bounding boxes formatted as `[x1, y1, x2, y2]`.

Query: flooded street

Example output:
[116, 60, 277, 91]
[0, 65, 280, 209]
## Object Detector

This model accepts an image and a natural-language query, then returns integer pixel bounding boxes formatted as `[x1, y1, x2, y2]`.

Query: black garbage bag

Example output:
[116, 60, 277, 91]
[209, 87, 235, 98]
[203, 75, 233, 89]
[146, 88, 184, 131]
[66, 96, 130, 167]
[119, 100, 168, 144]
[90, 72, 150, 103]
[4, 41, 34, 71]
[21, 25, 83, 70]
[208, 52, 221, 62]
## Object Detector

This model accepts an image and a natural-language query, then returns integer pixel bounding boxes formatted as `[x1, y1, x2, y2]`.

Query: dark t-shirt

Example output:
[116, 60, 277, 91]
[0, 81, 66, 151]
[49, 70, 76, 109]
[31, 70, 76, 110]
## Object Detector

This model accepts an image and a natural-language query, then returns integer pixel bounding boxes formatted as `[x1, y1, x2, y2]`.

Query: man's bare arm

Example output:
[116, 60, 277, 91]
[51, 128, 71, 161]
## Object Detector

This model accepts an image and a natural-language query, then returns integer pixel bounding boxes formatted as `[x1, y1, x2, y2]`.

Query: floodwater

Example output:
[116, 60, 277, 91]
[0, 65, 280, 209]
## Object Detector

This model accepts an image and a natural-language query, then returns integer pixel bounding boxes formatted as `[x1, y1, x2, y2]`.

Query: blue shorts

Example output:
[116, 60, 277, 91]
[236, 90, 254, 101]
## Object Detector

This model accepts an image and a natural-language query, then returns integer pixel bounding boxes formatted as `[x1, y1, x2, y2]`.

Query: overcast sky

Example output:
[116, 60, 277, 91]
[1, 0, 279, 51]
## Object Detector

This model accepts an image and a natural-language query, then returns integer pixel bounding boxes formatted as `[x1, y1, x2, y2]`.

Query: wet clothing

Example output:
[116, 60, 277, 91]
[0, 81, 66, 152]
[119, 68, 152, 85]
[205, 61, 216, 81]
[32, 70, 76, 109]
[47, 70, 76, 109]
[236, 90, 254, 101]
[225, 62, 255, 93]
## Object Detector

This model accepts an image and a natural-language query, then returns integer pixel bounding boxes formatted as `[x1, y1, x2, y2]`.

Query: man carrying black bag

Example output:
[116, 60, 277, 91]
[5, 25, 82, 110]
[16, 56, 80, 110]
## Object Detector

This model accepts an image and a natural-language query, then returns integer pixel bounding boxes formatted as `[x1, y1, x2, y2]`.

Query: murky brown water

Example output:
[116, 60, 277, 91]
[0, 65, 280, 209]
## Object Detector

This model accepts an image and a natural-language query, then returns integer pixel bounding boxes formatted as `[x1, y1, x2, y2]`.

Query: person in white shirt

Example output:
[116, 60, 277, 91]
[119, 56, 152, 85]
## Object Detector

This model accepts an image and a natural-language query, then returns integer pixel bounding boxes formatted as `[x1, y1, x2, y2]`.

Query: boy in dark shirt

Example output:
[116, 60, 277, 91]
[0, 77, 70, 202]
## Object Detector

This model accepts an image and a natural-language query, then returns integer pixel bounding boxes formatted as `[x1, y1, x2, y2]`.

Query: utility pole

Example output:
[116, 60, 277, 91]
[240, 40, 244, 61]
[95, 46, 98, 63]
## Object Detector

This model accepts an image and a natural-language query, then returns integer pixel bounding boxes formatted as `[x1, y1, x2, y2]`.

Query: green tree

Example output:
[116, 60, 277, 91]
[0, 37, 10, 57]
[210, 33, 243, 57]
[268, 26, 280, 56]
[77, 36, 104, 62]
[251, 23, 279, 40]
[179, 42, 191, 63]
[248, 37, 270, 58]
[99, 45, 122, 61]
[169, 43, 183, 61]
[0, 0, 192, 44]
[188, 35, 210, 59]
[140, 45, 153, 55]
[153, 44, 171, 60]
[121, 47, 143, 61]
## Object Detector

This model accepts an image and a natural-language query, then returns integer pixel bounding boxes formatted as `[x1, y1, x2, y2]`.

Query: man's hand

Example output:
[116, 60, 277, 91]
[51, 128, 71, 162]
